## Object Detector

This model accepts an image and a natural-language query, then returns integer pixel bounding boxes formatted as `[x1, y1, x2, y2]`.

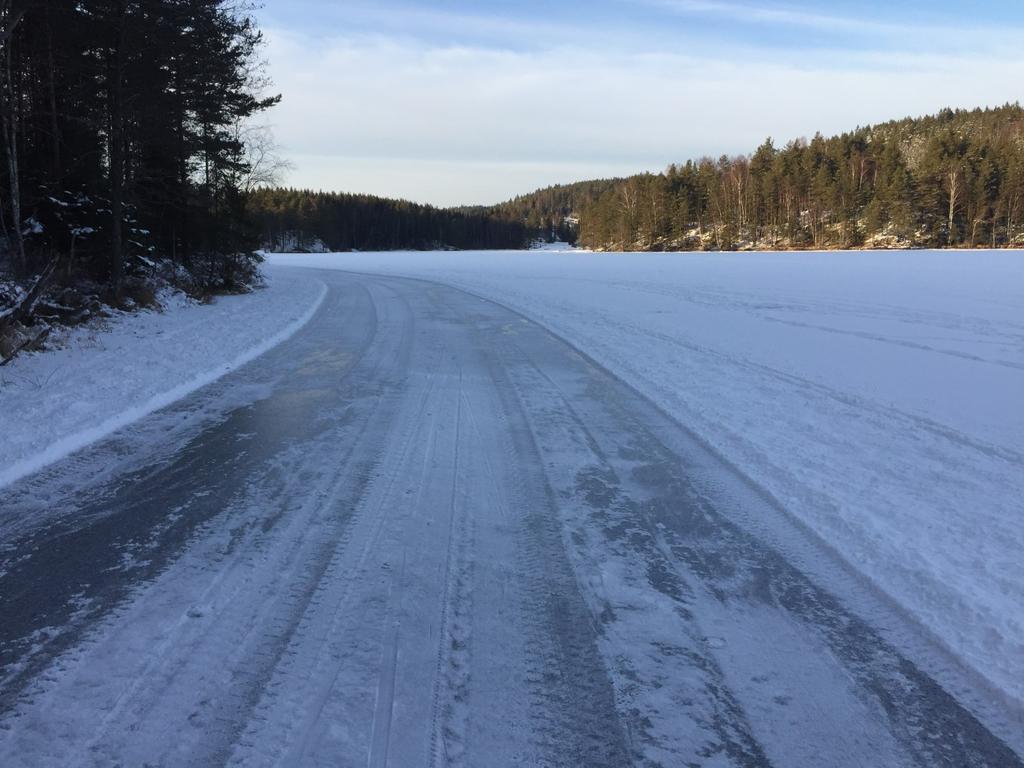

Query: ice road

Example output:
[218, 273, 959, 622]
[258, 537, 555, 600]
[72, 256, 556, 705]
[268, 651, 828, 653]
[0, 270, 1020, 767]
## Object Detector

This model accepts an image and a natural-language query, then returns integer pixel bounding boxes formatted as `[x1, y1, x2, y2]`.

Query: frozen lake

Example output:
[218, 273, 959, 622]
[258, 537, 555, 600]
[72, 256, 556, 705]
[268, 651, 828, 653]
[272, 249, 1024, 716]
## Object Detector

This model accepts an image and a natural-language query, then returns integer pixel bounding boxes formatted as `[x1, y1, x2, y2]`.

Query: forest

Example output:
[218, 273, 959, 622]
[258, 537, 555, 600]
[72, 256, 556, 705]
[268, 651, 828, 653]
[0, 0, 277, 294]
[248, 189, 529, 252]
[508, 105, 1024, 252]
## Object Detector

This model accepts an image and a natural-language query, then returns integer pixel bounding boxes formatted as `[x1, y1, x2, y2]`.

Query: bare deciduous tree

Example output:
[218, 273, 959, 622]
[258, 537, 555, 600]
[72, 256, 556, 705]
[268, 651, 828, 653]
[238, 123, 293, 194]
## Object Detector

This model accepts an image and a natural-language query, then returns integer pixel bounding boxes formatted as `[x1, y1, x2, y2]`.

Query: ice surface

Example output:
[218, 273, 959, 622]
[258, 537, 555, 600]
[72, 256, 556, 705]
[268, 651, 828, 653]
[268, 248, 1024, 710]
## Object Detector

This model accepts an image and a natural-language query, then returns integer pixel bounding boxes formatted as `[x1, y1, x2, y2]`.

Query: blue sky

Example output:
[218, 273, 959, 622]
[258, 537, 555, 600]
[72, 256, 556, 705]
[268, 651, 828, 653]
[254, 1, 1024, 206]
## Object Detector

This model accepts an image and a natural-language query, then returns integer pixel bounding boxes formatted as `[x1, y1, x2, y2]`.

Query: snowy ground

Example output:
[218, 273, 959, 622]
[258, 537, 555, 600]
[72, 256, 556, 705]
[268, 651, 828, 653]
[0, 266, 326, 491]
[268, 249, 1024, 713]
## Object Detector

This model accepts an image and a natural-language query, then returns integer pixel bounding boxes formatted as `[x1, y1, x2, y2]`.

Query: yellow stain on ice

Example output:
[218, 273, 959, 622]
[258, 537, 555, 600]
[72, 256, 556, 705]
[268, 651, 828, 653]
[298, 349, 354, 376]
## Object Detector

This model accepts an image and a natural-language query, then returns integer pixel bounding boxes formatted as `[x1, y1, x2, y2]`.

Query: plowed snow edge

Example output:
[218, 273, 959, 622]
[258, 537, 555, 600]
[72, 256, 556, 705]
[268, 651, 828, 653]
[0, 269, 327, 490]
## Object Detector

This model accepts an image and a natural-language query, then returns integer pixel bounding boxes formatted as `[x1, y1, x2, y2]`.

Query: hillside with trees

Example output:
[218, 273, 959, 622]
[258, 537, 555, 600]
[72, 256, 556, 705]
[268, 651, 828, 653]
[482, 179, 622, 245]
[498, 105, 1024, 252]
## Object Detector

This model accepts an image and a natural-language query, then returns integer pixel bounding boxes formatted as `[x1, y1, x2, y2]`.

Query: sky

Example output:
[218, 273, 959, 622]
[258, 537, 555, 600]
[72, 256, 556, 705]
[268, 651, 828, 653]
[253, 1, 1024, 207]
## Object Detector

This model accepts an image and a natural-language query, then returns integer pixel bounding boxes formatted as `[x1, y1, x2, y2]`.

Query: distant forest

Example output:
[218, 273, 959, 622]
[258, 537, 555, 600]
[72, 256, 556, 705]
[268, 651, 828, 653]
[256, 104, 1024, 253]
[248, 189, 528, 252]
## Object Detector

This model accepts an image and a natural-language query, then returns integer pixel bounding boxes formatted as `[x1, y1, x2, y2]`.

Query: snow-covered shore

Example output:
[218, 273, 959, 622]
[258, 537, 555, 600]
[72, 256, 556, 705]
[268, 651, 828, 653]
[0, 265, 326, 490]
[268, 249, 1024, 711]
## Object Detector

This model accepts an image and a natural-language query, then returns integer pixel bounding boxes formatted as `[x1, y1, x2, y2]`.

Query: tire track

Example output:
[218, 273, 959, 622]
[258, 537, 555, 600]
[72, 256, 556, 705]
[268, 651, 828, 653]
[494, 330, 768, 767]
[427, 375, 469, 768]
[68, 281, 401, 766]
[477, 330, 635, 768]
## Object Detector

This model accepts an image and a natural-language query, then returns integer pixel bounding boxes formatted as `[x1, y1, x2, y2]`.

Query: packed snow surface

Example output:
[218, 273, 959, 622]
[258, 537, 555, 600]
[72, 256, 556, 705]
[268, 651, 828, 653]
[0, 265, 326, 490]
[269, 248, 1024, 709]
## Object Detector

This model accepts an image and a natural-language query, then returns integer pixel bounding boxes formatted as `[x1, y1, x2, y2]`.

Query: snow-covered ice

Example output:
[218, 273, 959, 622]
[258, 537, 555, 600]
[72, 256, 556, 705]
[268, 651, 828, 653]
[269, 248, 1024, 711]
[0, 265, 326, 490]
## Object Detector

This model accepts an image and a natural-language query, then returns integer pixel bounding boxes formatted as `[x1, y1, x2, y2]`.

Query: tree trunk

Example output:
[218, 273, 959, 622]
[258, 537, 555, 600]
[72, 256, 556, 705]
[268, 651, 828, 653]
[45, 4, 60, 179]
[1009, 193, 1019, 245]
[0, 254, 56, 333]
[108, 1, 127, 293]
[947, 169, 960, 246]
[1, 27, 25, 272]
[0, 3, 28, 46]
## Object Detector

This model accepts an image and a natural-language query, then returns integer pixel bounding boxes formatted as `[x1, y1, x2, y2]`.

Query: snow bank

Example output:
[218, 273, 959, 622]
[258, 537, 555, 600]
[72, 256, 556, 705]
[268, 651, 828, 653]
[0, 265, 326, 490]
[267, 249, 1024, 710]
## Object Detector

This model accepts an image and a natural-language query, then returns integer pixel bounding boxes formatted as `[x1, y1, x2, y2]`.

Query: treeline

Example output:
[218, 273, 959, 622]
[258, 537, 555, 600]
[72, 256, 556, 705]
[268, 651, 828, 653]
[485, 180, 621, 244]
[0, 0, 277, 291]
[248, 188, 530, 251]
[504, 105, 1024, 251]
